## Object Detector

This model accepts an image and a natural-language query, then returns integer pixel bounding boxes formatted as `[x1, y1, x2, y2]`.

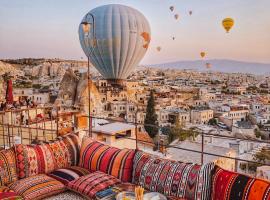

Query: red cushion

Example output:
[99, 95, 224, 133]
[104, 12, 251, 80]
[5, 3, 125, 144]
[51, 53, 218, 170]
[0, 186, 22, 200]
[132, 151, 214, 200]
[67, 171, 121, 199]
[79, 137, 135, 182]
[212, 166, 270, 200]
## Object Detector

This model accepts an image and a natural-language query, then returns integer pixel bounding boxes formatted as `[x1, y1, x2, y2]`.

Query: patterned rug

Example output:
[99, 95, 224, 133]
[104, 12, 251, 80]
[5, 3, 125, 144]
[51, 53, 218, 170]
[44, 191, 86, 200]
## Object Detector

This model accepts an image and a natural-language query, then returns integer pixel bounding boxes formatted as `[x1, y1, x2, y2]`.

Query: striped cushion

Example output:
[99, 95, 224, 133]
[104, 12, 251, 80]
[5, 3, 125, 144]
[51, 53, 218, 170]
[9, 174, 66, 200]
[212, 166, 270, 200]
[79, 138, 135, 182]
[49, 166, 90, 185]
[67, 171, 121, 199]
[0, 148, 18, 186]
[132, 151, 214, 200]
[15, 143, 56, 179]
[0, 186, 22, 200]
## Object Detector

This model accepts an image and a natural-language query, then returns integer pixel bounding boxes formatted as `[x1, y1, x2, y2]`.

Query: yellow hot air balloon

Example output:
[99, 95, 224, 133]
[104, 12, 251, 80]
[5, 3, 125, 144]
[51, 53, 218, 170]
[174, 14, 179, 20]
[200, 52, 206, 58]
[169, 6, 174, 12]
[156, 46, 161, 51]
[206, 63, 211, 69]
[222, 18, 234, 33]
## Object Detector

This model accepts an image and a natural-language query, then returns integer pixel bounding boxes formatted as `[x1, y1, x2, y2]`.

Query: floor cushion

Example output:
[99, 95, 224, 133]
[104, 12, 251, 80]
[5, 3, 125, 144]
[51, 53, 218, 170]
[132, 151, 214, 200]
[9, 174, 66, 200]
[15, 143, 56, 179]
[0, 148, 18, 186]
[211, 166, 270, 200]
[50, 133, 80, 168]
[49, 166, 90, 185]
[67, 171, 121, 199]
[0, 186, 22, 200]
[79, 137, 135, 182]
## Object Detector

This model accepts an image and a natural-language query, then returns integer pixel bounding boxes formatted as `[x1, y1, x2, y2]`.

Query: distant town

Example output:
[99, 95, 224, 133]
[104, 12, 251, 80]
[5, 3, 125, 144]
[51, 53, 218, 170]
[1, 58, 270, 180]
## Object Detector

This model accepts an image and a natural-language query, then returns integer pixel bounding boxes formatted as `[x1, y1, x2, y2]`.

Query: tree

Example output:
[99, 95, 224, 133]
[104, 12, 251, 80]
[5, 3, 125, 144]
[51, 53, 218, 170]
[144, 90, 158, 138]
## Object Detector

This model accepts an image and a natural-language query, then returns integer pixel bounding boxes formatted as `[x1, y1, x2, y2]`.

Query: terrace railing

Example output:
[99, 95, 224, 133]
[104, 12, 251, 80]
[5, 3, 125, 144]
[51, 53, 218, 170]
[0, 106, 270, 177]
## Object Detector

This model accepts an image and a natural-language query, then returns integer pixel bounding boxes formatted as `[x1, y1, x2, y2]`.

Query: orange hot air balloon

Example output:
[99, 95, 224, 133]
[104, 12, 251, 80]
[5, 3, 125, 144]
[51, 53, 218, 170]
[156, 46, 161, 51]
[141, 32, 151, 49]
[200, 52, 206, 58]
[206, 63, 211, 69]
[222, 18, 234, 33]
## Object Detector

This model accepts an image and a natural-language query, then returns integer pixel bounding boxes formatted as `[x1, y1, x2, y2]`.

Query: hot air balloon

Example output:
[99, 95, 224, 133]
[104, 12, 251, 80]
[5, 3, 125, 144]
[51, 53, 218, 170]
[206, 63, 211, 69]
[189, 11, 192, 15]
[200, 52, 206, 58]
[174, 14, 179, 20]
[172, 36, 175, 40]
[79, 4, 151, 83]
[169, 6, 174, 12]
[157, 46, 161, 51]
[222, 18, 234, 33]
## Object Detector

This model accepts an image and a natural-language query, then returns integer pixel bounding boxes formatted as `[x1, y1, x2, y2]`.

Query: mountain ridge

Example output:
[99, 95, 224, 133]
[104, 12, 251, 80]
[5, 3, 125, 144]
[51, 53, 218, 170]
[147, 59, 270, 75]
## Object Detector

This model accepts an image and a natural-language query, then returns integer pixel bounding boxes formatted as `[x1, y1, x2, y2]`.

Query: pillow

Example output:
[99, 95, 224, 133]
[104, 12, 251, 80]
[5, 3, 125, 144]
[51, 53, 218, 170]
[15, 143, 56, 179]
[132, 151, 214, 200]
[51, 133, 80, 167]
[15, 133, 80, 179]
[67, 171, 121, 199]
[49, 166, 90, 185]
[212, 166, 270, 200]
[0, 148, 18, 186]
[0, 186, 22, 200]
[9, 174, 66, 200]
[79, 137, 135, 182]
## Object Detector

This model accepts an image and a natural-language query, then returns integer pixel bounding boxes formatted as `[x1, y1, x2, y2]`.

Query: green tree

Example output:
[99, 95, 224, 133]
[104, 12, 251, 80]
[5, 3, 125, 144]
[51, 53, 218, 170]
[144, 90, 158, 138]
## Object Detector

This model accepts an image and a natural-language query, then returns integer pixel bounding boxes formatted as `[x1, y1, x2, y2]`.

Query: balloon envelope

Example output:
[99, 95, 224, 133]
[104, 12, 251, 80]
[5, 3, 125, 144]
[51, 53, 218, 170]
[222, 18, 234, 33]
[169, 6, 174, 12]
[200, 52, 206, 58]
[79, 4, 151, 81]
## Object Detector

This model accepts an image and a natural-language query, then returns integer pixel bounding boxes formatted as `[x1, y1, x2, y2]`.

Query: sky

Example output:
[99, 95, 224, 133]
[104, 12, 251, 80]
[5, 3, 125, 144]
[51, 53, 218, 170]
[0, 0, 270, 64]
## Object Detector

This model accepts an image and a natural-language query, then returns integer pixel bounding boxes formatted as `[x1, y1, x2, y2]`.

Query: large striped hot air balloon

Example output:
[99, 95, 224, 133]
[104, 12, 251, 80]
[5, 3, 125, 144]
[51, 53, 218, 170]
[79, 4, 151, 83]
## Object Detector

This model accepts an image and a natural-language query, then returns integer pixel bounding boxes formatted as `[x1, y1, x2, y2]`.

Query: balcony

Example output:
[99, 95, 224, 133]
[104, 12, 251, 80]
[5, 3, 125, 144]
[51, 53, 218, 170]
[0, 106, 270, 200]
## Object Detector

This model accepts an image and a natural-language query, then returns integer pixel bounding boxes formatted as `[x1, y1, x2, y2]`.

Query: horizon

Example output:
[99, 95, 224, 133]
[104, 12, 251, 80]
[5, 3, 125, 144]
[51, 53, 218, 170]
[1, 0, 270, 64]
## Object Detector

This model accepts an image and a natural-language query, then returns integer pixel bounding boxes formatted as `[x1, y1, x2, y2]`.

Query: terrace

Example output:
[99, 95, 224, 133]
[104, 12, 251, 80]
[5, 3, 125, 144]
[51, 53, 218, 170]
[0, 106, 270, 199]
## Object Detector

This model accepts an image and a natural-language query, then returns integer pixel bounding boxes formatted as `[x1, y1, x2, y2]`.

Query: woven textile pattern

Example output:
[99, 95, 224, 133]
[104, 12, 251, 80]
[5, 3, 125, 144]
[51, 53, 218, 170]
[15, 133, 80, 179]
[67, 171, 121, 198]
[132, 151, 214, 200]
[79, 138, 135, 182]
[15, 143, 56, 179]
[0, 148, 18, 186]
[212, 166, 270, 200]
[0, 186, 22, 200]
[49, 166, 90, 185]
[9, 174, 66, 200]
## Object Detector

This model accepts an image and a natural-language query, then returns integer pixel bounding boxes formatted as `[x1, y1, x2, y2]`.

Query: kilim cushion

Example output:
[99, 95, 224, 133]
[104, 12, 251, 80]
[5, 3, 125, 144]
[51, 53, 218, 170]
[0, 186, 22, 200]
[49, 166, 90, 185]
[14, 133, 80, 179]
[9, 174, 66, 200]
[132, 151, 215, 200]
[79, 137, 135, 182]
[0, 148, 18, 186]
[15, 143, 56, 179]
[51, 133, 80, 167]
[67, 171, 121, 199]
[211, 166, 270, 200]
